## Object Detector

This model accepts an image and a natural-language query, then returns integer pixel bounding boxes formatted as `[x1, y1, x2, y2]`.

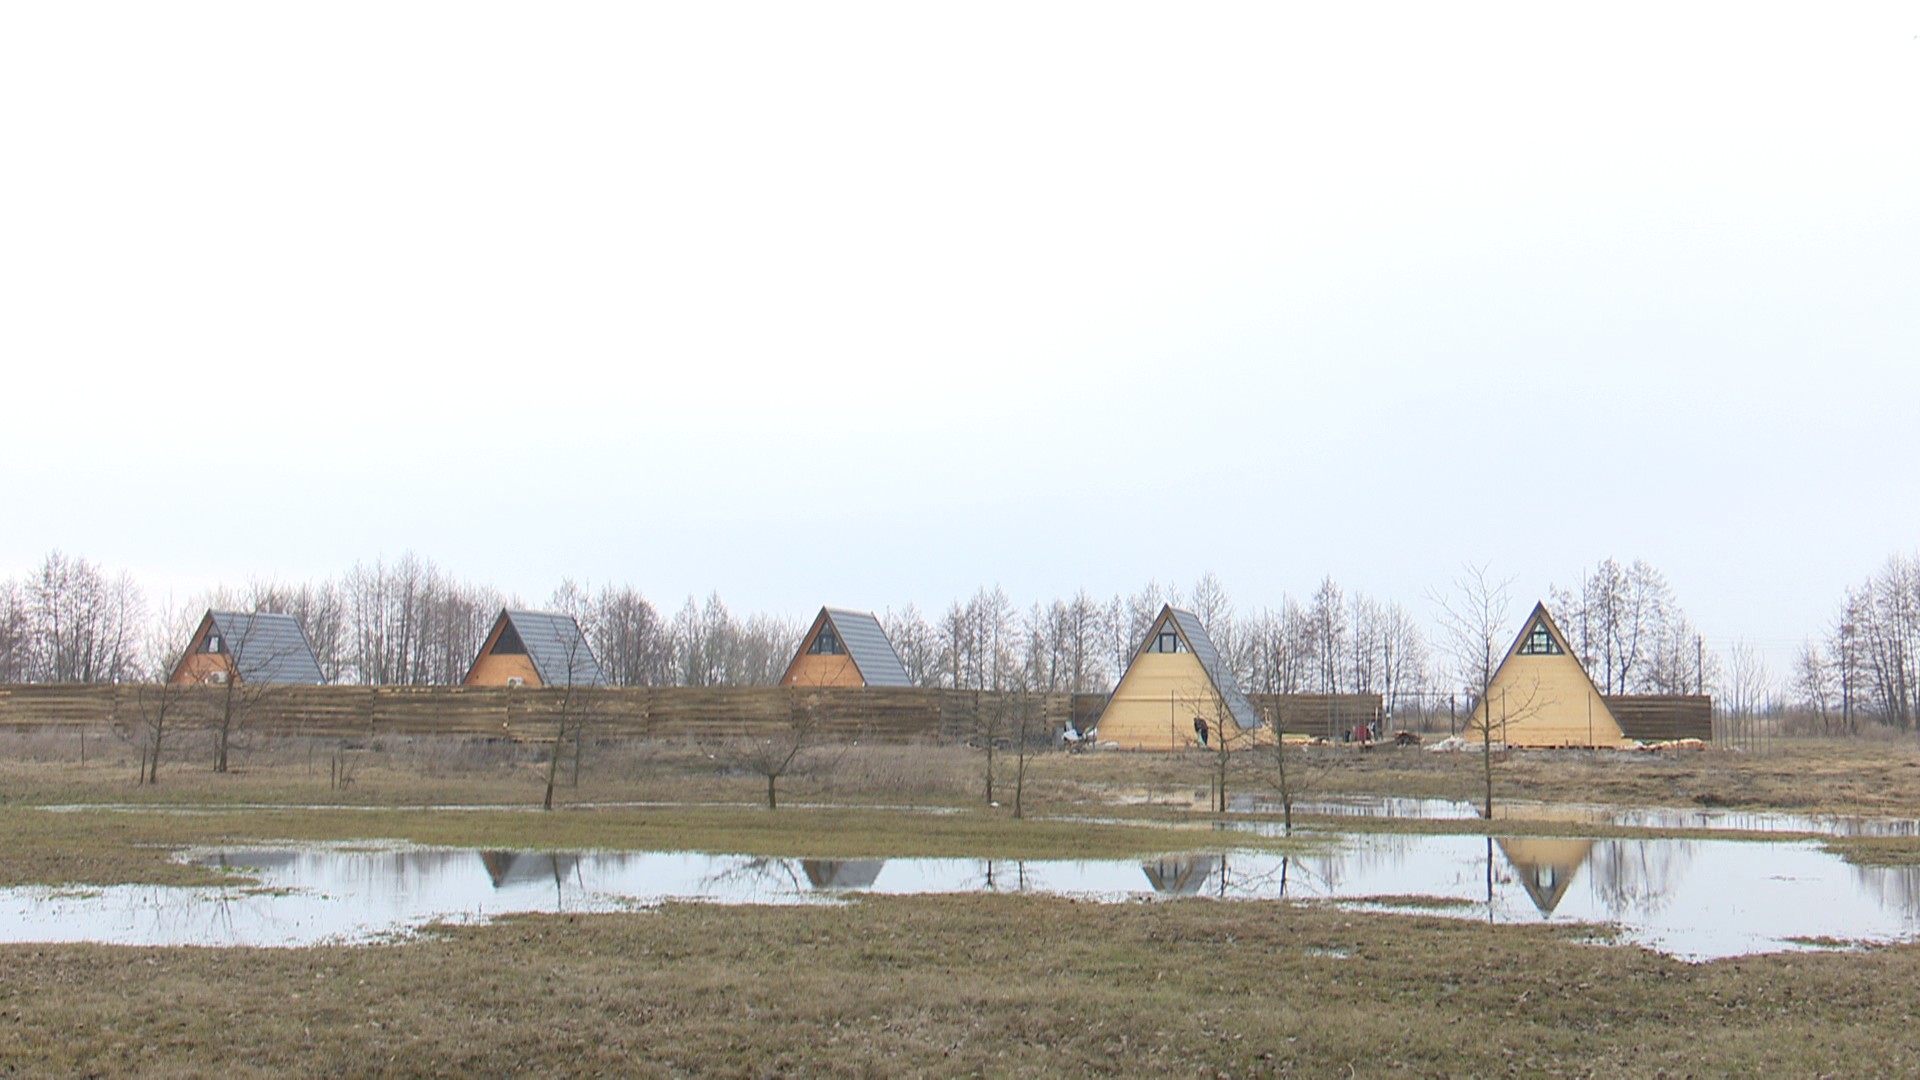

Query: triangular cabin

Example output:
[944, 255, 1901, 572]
[168, 610, 326, 686]
[1095, 605, 1262, 750]
[1470, 602, 1631, 747]
[779, 607, 913, 688]
[463, 609, 607, 688]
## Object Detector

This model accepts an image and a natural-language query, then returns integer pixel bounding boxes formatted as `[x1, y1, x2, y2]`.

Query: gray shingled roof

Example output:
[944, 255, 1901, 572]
[205, 611, 327, 685]
[821, 608, 913, 687]
[1164, 606, 1260, 730]
[498, 609, 607, 687]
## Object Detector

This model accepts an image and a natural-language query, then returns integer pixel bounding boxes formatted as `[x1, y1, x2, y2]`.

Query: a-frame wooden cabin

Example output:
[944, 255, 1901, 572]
[1095, 605, 1262, 750]
[463, 609, 607, 688]
[168, 610, 326, 686]
[1470, 602, 1631, 748]
[779, 607, 913, 688]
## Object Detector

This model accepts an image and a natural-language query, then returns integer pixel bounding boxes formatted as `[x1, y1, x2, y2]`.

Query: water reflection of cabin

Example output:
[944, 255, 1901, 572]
[1472, 603, 1712, 747]
[801, 859, 885, 890]
[479, 851, 581, 888]
[1096, 606, 1260, 750]
[1496, 837, 1594, 915]
[1142, 855, 1225, 895]
[168, 610, 327, 686]
[463, 609, 607, 688]
[779, 607, 912, 688]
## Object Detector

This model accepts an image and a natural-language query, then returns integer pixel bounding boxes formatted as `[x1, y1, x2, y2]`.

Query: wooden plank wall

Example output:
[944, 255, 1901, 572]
[0, 685, 1384, 746]
[1603, 695, 1713, 742]
[1248, 693, 1385, 736]
[0, 684, 1078, 745]
[1069, 692, 1386, 739]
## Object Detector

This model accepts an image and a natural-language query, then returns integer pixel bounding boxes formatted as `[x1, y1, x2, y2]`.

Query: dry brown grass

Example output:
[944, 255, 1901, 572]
[1031, 734, 1920, 819]
[5, 732, 1920, 1074]
[3, 896, 1918, 1076]
[10, 729, 1920, 824]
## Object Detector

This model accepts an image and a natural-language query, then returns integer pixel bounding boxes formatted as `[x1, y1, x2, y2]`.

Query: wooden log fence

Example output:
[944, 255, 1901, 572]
[0, 684, 1084, 745]
[0, 684, 1385, 747]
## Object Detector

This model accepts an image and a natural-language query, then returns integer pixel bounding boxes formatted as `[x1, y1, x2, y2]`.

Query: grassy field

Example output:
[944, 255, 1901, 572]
[5, 729, 1920, 1075]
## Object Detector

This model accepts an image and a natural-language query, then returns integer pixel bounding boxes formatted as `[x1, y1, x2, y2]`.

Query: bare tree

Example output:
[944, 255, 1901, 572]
[1430, 563, 1513, 820]
[1010, 684, 1038, 819]
[881, 604, 940, 686]
[734, 692, 829, 809]
[1725, 641, 1774, 729]
[541, 627, 601, 812]
[1553, 558, 1679, 695]
[125, 681, 188, 785]
[1376, 601, 1429, 727]
[0, 580, 29, 683]
[1306, 577, 1347, 695]
[1835, 553, 1920, 732]
[22, 552, 145, 683]
[1263, 699, 1334, 835]
[205, 614, 293, 774]
[1793, 639, 1837, 734]
[976, 689, 1006, 806]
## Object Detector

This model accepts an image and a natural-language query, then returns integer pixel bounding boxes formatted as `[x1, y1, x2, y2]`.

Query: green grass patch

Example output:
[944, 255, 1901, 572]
[1823, 835, 1920, 867]
[1351, 894, 1479, 909]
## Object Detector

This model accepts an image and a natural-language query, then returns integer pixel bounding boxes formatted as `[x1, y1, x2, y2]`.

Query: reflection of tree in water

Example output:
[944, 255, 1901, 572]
[800, 859, 885, 890]
[700, 856, 806, 899]
[1138, 854, 1303, 899]
[1586, 839, 1695, 918]
[977, 860, 1032, 892]
[1849, 862, 1920, 919]
[1304, 834, 1436, 895]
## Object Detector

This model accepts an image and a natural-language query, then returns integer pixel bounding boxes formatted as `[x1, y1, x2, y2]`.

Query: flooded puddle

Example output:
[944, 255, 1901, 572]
[6, 834, 1920, 960]
[1228, 794, 1920, 837]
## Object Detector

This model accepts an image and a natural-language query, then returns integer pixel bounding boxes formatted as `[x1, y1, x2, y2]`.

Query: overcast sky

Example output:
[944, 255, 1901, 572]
[3, 2, 1916, 667]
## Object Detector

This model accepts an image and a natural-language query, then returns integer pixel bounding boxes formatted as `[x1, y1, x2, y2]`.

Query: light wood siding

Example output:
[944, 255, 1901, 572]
[170, 652, 237, 686]
[1097, 652, 1254, 750]
[1473, 650, 1628, 747]
[168, 616, 242, 686]
[465, 653, 542, 687]
[782, 653, 862, 687]
[779, 614, 831, 686]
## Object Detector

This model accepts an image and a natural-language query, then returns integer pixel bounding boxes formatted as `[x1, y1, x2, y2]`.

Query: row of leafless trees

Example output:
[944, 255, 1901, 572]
[5, 550, 1748, 719]
[876, 575, 1433, 713]
[0, 552, 146, 684]
[1549, 558, 1716, 696]
[1793, 551, 1920, 733]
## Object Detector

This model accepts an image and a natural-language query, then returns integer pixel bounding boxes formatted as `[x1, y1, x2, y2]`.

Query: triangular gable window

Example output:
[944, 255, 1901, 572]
[1517, 619, 1563, 656]
[494, 621, 528, 655]
[808, 622, 845, 656]
[1144, 622, 1187, 655]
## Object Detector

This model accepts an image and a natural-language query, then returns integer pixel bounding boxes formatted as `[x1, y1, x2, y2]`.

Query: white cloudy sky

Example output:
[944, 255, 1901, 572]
[3, 2, 1916, 663]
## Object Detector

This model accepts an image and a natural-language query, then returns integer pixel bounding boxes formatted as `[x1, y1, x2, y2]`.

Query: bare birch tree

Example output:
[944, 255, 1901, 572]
[1430, 563, 1512, 820]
